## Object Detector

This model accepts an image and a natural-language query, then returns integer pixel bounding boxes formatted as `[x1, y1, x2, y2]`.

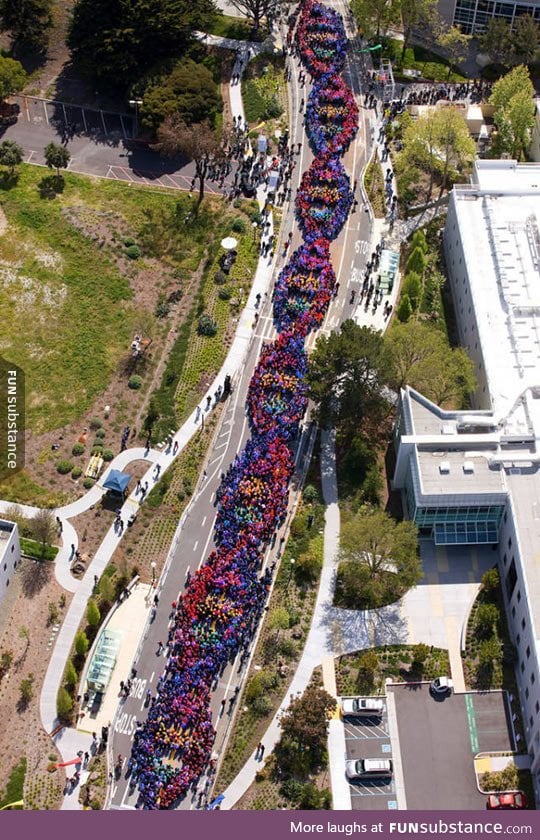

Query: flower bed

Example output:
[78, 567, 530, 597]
[306, 74, 358, 157]
[295, 156, 353, 241]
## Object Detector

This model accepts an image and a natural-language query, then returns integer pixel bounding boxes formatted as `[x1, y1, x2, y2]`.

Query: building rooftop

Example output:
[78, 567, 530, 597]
[416, 448, 507, 498]
[452, 162, 540, 438]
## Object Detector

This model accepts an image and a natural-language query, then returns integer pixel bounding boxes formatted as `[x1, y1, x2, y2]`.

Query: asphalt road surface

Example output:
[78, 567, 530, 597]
[107, 16, 377, 810]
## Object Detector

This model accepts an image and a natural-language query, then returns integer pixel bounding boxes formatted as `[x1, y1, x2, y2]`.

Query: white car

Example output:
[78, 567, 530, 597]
[346, 758, 393, 781]
[341, 697, 384, 717]
[430, 676, 454, 695]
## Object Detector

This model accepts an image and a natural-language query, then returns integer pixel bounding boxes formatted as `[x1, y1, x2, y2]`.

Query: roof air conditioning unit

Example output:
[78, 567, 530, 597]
[439, 461, 450, 474]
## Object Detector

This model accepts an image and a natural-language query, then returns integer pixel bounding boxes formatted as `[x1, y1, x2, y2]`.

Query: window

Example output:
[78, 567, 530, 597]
[517, 634, 521, 646]
[10, 544, 14, 552]
[527, 646, 531, 658]
[508, 537, 512, 548]
[521, 661, 525, 673]
[526, 688, 530, 699]
[505, 559, 518, 598]
[517, 590, 522, 602]
[536, 701, 539, 714]
[522, 618, 527, 630]
[504, 511, 508, 523]
[532, 673, 536, 685]
[512, 606, 516, 618]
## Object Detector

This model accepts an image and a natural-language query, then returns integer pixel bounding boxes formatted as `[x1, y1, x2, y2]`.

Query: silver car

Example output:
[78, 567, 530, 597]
[346, 758, 393, 781]
[341, 697, 384, 718]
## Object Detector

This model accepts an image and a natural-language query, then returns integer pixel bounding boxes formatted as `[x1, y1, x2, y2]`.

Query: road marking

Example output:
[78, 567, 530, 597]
[43, 100, 49, 124]
[201, 515, 207, 527]
[149, 671, 155, 683]
[100, 109, 107, 134]
[465, 694, 479, 753]
[193, 540, 199, 552]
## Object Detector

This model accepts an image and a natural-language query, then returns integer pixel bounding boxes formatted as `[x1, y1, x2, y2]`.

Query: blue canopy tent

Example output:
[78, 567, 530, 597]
[102, 469, 131, 497]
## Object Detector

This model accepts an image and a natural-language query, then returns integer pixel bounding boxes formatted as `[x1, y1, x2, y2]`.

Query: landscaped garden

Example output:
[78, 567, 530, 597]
[242, 54, 287, 130]
[336, 643, 450, 695]
[377, 38, 467, 83]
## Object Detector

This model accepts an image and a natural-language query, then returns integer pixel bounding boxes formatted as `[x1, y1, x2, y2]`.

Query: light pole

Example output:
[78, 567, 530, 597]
[129, 98, 143, 139]
[151, 561, 156, 587]
[252, 220, 258, 242]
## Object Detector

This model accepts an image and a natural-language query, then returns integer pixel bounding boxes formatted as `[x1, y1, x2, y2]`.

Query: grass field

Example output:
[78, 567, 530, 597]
[0, 166, 217, 435]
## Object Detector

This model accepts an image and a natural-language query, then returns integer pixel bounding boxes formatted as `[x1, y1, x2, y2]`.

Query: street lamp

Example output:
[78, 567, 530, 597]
[151, 561, 156, 587]
[129, 98, 143, 139]
[252, 221, 258, 242]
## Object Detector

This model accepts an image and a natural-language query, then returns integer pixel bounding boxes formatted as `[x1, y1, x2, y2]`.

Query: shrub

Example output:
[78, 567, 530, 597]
[198, 314, 218, 336]
[402, 272, 422, 311]
[476, 603, 500, 636]
[19, 673, 34, 705]
[89, 418, 102, 430]
[72, 443, 85, 456]
[102, 449, 115, 461]
[86, 599, 100, 627]
[303, 484, 319, 503]
[71, 467, 83, 479]
[482, 567, 500, 593]
[57, 687, 73, 720]
[91, 446, 104, 456]
[95, 428, 106, 439]
[265, 97, 282, 119]
[231, 217, 246, 233]
[155, 298, 170, 319]
[83, 477, 95, 489]
[252, 694, 273, 717]
[126, 244, 141, 259]
[214, 269, 227, 285]
[397, 294, 413, 322]
[124, 237, 136, 247]
[56, 459, 74, 474]
[128, 375, 143, 390]
[75, 631, 89, 657]
[218, 285, 233, 300]
[406, 246, 427, 276]
[64, 659, 77, 689]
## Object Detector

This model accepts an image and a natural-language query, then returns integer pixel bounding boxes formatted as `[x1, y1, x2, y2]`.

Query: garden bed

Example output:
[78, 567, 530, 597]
[336, 644, 450, 695]
[363, 154, 386, 218]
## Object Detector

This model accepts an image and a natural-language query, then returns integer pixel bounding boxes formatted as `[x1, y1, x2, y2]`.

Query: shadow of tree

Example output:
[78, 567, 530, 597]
[20, 558, 52, 597]
[0, 171, 19, 191]
[39, 174, 65, 199]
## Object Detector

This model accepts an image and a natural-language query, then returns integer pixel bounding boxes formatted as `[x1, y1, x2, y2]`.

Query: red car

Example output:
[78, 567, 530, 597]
[487, 791, 528, 810]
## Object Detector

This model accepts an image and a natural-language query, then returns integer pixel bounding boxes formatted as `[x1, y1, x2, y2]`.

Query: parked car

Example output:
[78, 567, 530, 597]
[345, 759, 393, 781]
[341, 697, 384, 718]
[430, 676, 454, 696]
[487, 791, 528, 810]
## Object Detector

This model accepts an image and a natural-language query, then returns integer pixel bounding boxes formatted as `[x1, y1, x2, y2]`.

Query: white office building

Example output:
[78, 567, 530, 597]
[393, 160, 540, 802]
[0, 518, 20, 606]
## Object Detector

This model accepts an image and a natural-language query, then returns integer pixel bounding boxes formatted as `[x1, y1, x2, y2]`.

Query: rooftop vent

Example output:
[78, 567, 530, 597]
[439, 461, 450, 474]
[442, 422, 456, 435]
[463, 461, 475, 474]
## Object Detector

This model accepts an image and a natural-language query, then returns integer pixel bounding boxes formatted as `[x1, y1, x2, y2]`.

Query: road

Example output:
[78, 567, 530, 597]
[4, 95, 232, 193]
[108, 10, 380, 810]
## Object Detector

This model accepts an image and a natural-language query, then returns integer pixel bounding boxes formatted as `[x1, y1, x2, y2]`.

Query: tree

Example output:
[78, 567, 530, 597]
[512, 16, 539, 66]
[406, 247, 427, 276]
[19, 673, 34, 706]
[481, 567, 500, 594]
[307, 320, 389, 433]
[479, 18, 514, 66]
[437, 25, 471, 77]
[401, 272, 422, 311]
[411, 642, 430, 673]
[64, 659, 78, 689]
[44, 142, 70, 177]
[141, 58, 222, 133]
[295, 549, 322, 582]
[357, 650, 379, 684]
[275, 685, 336, 777]
[397, 294, 413, 323]
[0, 0, 52, 53]
[478, 637, 500, 667]
[31, 508, 55, 555]
[0, 140, 23, 175]
[400, 0, 439, 58]
[98, 574, 115, 604]
[0, 55, 26, 100]
[383, 320, 476, 407]
[86, 598, 100, 627]
[153, 117, 225, 205]
[338, 508, 421, 605]
[490, 66, 536, 160]
[67, 0, 216, 90]
[350, 0, 400, 39]
[57, 686, 74, 720]
[476, 602, 500, 637]
[75, 630, 89, 657]
[47, 601, 58, 626]
[227, 0, 284, 32]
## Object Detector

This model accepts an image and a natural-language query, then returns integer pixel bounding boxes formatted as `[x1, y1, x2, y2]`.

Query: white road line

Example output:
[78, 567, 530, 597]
[81, 108, 88, 133]
[24, 96, 30, 120]
[193, 540, 199, 552]
[149, 671, 155, 683]
[201, 515, 207, 527]
[42, 100, 49, 124]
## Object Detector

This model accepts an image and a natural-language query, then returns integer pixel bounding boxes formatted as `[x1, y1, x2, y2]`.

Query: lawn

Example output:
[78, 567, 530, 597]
[206, 14, 253, 41]
[378, 39, 468, 83]
[0, 166, 211, 435]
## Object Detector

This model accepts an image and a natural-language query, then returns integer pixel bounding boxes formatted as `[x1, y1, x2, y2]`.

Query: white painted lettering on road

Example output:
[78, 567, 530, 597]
[114, 713, 137, 736]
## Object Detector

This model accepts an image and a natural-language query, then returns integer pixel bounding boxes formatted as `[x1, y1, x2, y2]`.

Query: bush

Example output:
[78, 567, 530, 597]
[95, 428, 106, 439]
[83, 477, 95, 489]
[64, 659, 77, 689]
[71, 467, 83, 479]
[482, 567, 500, 593]
[89, 418, 102, 430]
[128, 375, 143, 390]
[91, 446, 104, 456]
[125, 244, 141, 259]
[75, 631, 89, 657]
[155, 298, 170, 319]
[102, 449, 115, 461]
[198, 314, 218, 336]
[124, 237, 136, 247]
[214, 269, 227, 285]
[231, 217, 246, 233]
[397, 294, 413, 322]
[252, 694, 273, 717]
[86, 598, 100, 627]
[218, 285, 233, 300]
[265, 97, 282, 119]
[72, 443, 85, 456]
[303, 484, 319, 503]
[402, 272, 422, 311]
[56, 459, 74, 474]
[57, 686, 73, 720]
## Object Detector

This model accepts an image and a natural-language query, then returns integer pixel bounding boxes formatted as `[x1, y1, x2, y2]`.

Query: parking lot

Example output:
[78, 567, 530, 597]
[342, 699, 399, 811]
[13, 95, 134, 141]
[391, 684, 515, 810]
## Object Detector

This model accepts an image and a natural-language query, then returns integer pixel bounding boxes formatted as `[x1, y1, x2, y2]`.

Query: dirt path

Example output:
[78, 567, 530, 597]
[0, 205, 8, 237]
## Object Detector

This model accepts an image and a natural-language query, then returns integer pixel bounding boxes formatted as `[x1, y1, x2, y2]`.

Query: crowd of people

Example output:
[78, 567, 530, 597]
[247, 330, 309, 440]
[273, 237, 336, 335]
[306, 72, 359, 157]
[295, 155, 354, 241]
[129, 0, 357, 809]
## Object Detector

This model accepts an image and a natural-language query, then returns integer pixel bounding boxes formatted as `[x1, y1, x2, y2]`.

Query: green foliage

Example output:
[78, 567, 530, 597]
[481, 17, 539, 67]
[0, 140, 23, 174]
[0, 55, 26, 100]
[0, 757, 26, 808]
[411, 229, 427, 252]
[358, 650, 379, 677]
[231, 217, 246, 233]
[86, 598, 100, 627]
[476, 602, 500, 636]
[480, 763, 519, 793]
[95, 428, 106, 439]
[0, 0, 52, 51]
[68, 0, 216, 91]
[83, 477, 95, 489]
[303, 484, 319, 503]
[275, 685, 336, 778]
[102, 448, 114, 461]
[406, 247, 427, 276]
[56, 459, 74, 474]
[197, 313, 218, 336]
[490, 66, 536, 159]
[295, 549, 322, 583]
[214, 269, 227, 285]
[363, 155, 386, 218]
[43, 142, 71, 175]
[89, 418, 102, 430]
[128, 375, 143, 390]
[72, 443, 85, 456]
[19, 672, 34, 704]
[402, 272, 422, 311]
[397, 293, 413, 323]
[64, 659, 77, 689]
[350, 0, 400, 39]
[482, 567, 500, 593]
[0, 649, 13, 677]
[75, 630, 89, 657]
[218, 285, 232, 300]
[19, 536, 58, 560]
[56, 686, 73, 720]
[142, 58, 222, 133]
[125, 244, 141, 260]
[479, 637, 501, 666]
